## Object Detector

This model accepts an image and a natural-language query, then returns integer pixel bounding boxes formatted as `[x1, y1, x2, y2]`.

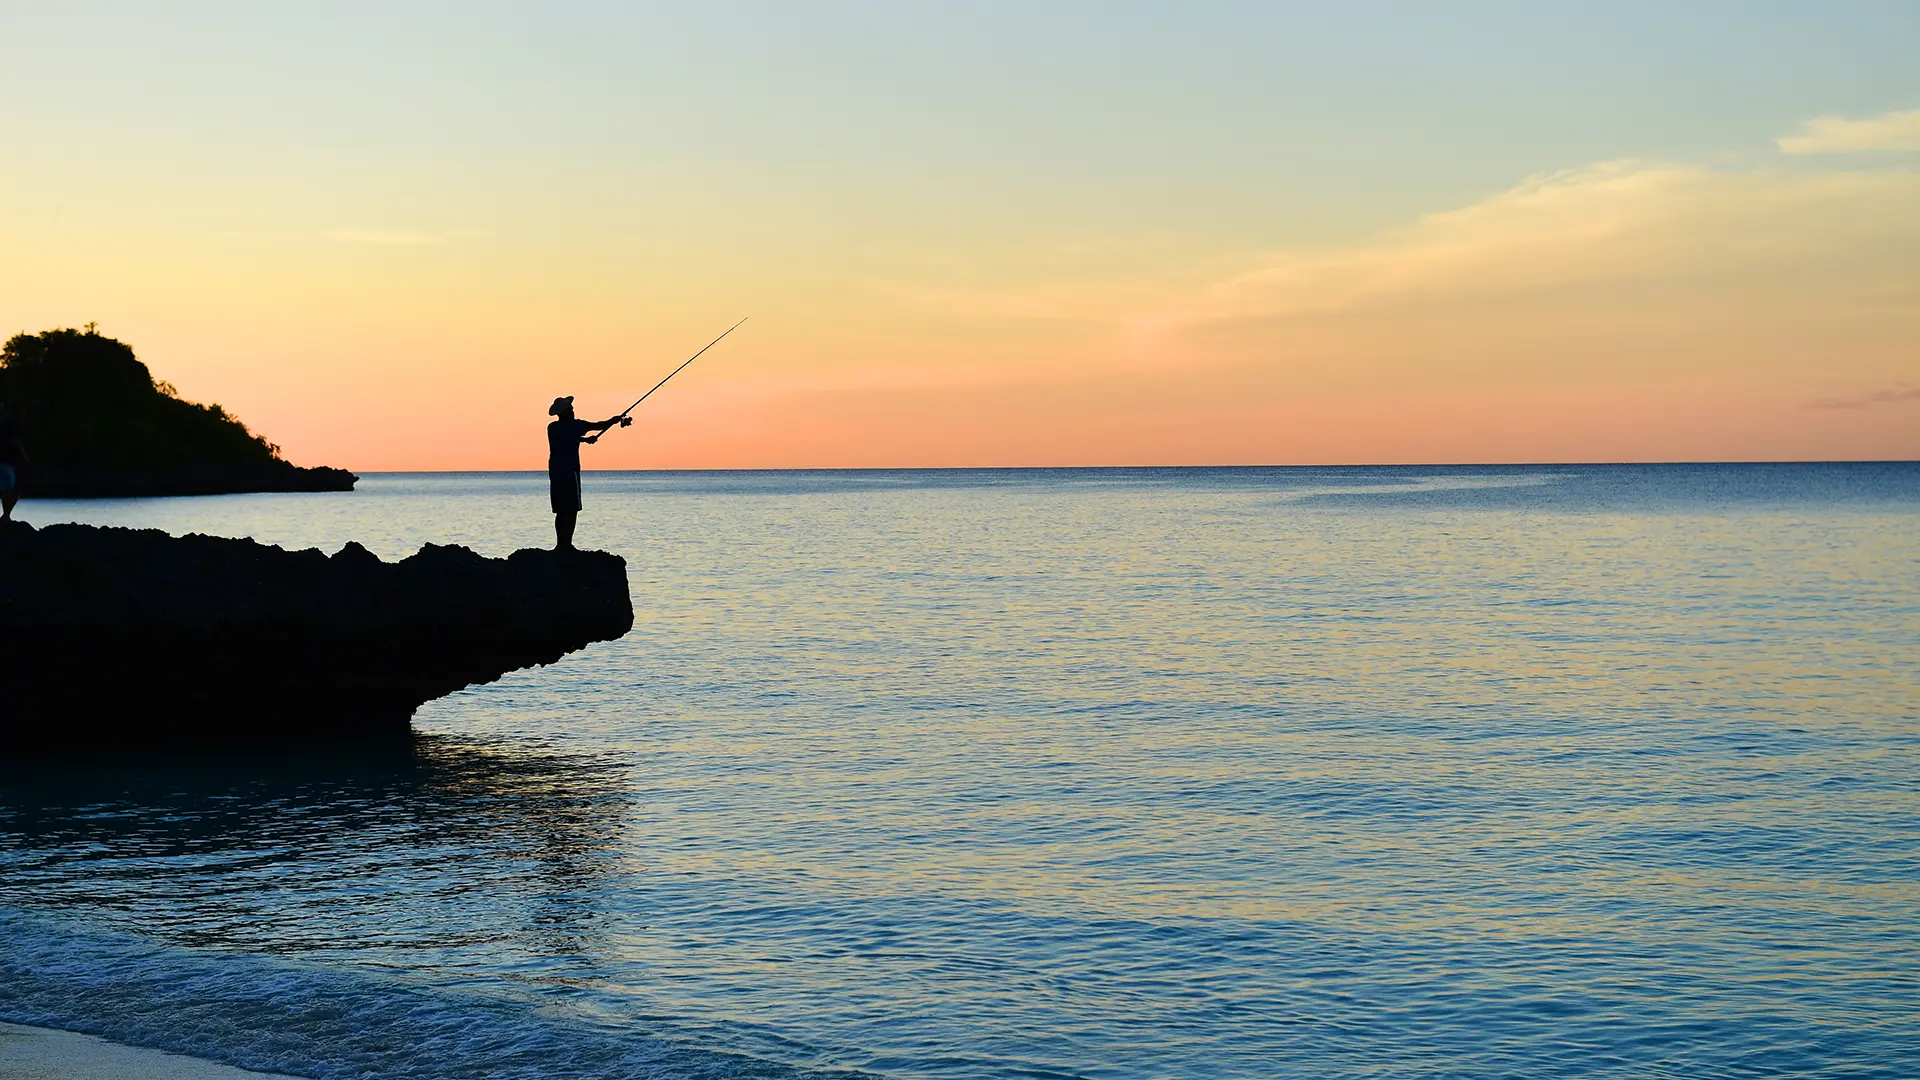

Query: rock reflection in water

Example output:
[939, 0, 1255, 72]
[0, 736, 632, 974]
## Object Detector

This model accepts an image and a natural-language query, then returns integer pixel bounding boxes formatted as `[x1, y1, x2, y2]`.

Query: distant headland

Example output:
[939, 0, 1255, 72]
[0, 326, 354, 497]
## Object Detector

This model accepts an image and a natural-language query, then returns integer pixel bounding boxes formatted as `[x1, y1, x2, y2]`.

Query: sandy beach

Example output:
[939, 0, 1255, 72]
[0, 1022, 297, 1080]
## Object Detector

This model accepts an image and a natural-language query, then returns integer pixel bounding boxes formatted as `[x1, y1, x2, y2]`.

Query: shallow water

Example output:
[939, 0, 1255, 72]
[3, 465, 1918, 1079]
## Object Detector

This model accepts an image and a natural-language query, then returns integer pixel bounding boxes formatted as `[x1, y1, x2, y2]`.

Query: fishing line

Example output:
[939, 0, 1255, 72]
[612, 317, 748, 425]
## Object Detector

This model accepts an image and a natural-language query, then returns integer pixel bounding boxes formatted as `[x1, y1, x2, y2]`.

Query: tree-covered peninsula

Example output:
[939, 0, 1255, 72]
[0, 327, 354, 496]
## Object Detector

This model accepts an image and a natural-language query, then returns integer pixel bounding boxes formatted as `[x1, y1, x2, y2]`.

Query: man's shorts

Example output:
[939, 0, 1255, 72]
[0, 464, 14, 493]
[550, 469, 581, 513]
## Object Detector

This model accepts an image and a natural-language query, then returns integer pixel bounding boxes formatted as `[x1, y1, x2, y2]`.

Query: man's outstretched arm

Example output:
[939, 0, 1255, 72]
[581, 415, 633, 444]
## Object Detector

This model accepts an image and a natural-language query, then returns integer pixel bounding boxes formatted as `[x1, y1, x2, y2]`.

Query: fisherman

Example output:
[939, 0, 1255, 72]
[0, 402, 24, 522]
[547, 396, 631, 550]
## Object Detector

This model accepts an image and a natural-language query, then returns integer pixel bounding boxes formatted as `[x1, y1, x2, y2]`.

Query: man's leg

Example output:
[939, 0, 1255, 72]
[1, 490, 15, 521]
[555, 509, 577, 550]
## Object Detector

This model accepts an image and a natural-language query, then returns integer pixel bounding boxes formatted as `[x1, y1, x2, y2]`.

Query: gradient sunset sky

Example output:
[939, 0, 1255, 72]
[3, 3, 1917, 469]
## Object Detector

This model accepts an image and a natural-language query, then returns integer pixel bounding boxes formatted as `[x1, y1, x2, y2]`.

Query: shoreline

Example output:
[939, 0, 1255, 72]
[0, 1022, 300, 1079]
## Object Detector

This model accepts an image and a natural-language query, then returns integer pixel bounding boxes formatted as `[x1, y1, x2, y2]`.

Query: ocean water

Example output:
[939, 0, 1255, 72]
[2, 464, 1917, 1079]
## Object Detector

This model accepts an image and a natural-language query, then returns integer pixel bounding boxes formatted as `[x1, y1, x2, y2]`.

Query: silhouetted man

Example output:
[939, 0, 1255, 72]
[0, 403, 24, 522]
[547, 396, 630, 550]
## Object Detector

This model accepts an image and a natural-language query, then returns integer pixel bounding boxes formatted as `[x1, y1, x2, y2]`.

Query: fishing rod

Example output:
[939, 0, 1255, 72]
[616, 317, 748, 421]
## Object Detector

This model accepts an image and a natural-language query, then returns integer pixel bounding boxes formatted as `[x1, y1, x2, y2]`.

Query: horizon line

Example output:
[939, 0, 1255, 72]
[347, 459, 1920, 475]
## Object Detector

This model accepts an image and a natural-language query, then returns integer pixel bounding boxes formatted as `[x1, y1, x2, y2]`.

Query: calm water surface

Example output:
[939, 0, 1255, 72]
[2, 465, 1917, 1079]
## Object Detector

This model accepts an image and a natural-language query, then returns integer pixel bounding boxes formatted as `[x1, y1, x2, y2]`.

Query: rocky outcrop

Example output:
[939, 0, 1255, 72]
[0, 522, 633, 749]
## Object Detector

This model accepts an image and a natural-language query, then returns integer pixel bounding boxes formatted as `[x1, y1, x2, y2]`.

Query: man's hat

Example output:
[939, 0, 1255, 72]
[549, 396, 573, 416]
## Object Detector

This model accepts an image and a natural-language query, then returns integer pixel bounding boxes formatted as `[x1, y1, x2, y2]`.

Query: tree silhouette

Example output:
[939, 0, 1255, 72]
[0, 327, 283, 470]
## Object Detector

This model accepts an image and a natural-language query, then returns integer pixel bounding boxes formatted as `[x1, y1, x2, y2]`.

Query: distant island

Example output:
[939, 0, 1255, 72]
[0, 326, 355, 497]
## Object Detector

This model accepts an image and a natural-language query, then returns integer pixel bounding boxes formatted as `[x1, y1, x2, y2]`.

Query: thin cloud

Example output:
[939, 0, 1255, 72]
[1150, 160, 1920, 332]
[1778, 108, 1920, 154]
[1805, 386, 1920, 410]
[869, 157, 1920, 387]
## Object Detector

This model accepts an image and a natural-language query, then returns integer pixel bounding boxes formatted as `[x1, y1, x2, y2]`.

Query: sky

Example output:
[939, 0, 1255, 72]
[1, 2, 1917, 469]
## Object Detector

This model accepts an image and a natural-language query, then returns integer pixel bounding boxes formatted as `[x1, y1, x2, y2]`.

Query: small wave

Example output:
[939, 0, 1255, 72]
[0, 909, 845, 1080]
[1279, 472, 1566, 504]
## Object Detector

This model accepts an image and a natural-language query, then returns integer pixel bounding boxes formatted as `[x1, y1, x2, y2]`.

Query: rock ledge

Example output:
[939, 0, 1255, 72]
[22, 461, 358, 498]
[0, 521, 633, 748]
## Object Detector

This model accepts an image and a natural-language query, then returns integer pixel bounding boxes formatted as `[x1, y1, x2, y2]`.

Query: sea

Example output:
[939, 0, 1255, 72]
[2, 464, 1916, 1080]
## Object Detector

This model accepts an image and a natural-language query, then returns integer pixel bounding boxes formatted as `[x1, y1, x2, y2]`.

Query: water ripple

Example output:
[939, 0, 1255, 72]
[3, 464, 1917, 1079]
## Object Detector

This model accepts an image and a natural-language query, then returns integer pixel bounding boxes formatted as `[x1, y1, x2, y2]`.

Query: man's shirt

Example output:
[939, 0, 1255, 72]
[547, 418, 592, 473]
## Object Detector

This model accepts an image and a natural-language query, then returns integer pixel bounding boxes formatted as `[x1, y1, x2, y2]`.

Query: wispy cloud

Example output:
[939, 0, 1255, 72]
[863, 155, 1920, 398]
[324, 228, 470, 246]
[1778, 107, 1920, 154]
[1805, 386, 1920, 410]
[1147, 160, 1920, 334]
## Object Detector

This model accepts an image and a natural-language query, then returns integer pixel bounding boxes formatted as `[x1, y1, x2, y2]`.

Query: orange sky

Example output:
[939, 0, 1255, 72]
[2, 8, 1916, 469]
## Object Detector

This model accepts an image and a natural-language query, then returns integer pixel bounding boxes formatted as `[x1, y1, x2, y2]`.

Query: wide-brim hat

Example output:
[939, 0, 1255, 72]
[549, 396, 574, 416]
